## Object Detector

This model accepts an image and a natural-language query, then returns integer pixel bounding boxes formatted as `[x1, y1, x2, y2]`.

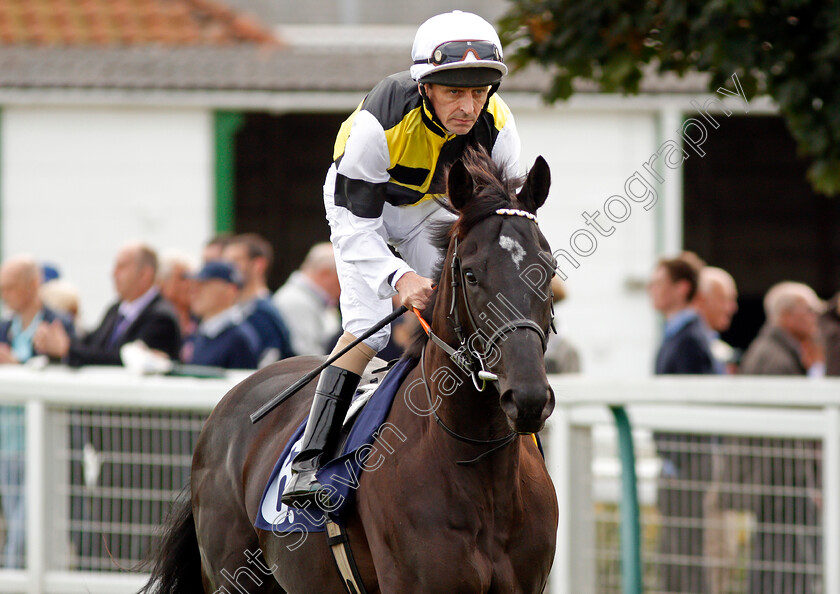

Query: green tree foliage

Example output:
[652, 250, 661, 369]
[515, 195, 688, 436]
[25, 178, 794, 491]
[500, 0, 840, 194]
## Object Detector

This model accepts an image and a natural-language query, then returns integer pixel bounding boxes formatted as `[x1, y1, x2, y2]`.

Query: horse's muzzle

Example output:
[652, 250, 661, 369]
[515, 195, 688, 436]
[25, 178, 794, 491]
[500, 385, 555, 434]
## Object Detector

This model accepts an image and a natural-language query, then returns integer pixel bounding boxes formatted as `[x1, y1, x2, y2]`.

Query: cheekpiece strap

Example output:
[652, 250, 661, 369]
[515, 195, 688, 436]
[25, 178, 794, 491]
[495, 208, 537, 222]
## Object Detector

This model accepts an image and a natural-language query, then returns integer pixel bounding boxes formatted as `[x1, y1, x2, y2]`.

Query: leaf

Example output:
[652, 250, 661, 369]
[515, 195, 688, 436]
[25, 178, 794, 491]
[498, 0, 840, 195]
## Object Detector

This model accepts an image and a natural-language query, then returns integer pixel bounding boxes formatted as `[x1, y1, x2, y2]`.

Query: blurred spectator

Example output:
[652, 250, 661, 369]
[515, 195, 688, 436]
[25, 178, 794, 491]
[741, 281, 824, 376]
[819, 290, 840, 376]
[649, 252, 714, 594]
[223, 233, 294, 366]
[692, 266, 741, 591]
[0, 254, 75, 364]
[182, 261, 259, 369]
[543, 276, 581, 374]
[739, 281, 824, 593]
[157, 250, 198, 341]
[33, 242, 180, 366]
[649, 252, 714, 374]
[202, 234, 232, 263]
[273, 242, 341, 356]
[40, 279, 82, 335]
[693, 266, 739, 373]
[0, 255, 75, 569]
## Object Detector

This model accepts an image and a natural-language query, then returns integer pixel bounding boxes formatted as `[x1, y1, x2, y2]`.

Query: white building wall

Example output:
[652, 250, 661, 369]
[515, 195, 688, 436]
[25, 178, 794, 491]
[1, 106, 214, 329]
[516, 107, 663, 378]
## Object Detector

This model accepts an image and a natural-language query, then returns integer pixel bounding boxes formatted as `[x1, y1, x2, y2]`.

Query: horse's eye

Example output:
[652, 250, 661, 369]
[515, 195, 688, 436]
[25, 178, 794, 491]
[464, 270, 478, 285]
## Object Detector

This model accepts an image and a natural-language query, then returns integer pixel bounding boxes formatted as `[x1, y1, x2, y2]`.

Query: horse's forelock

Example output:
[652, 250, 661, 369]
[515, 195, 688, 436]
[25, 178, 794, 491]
[450, 148, 525, 239]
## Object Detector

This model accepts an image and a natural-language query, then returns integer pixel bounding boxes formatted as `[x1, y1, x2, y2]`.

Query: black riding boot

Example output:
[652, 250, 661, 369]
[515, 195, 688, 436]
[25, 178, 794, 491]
[281, 365, 361, 506]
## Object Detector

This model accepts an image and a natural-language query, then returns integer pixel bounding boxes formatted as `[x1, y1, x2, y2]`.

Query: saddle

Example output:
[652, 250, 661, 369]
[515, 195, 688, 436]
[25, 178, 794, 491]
[256, 356, 417, 594]
[255, 356, 417, 533]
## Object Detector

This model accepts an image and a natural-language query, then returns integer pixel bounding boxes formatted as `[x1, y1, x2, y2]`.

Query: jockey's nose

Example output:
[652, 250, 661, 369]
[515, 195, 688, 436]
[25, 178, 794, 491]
[459, 93, 476, 114]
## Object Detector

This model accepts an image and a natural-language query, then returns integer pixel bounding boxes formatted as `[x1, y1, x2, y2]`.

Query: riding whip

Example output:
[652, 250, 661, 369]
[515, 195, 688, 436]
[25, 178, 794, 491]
[250, 305, 409, 424]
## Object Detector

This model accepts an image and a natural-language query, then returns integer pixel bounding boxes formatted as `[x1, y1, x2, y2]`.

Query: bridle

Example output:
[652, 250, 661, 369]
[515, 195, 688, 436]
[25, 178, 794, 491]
[425, 207, 551, 390]
[417, 208, 554, 464]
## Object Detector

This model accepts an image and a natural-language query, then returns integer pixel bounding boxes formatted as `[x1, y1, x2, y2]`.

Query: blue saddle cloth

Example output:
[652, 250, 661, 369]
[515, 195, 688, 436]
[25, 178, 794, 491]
[255, 357, 418, 534]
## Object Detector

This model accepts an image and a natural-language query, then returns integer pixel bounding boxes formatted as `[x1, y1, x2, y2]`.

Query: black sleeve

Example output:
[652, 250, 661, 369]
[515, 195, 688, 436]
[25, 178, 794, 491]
[67, 306, 122, 367]
[67, 303, 181, 367]
[133, 310, 182, 360]
[67, 340, 122, 367]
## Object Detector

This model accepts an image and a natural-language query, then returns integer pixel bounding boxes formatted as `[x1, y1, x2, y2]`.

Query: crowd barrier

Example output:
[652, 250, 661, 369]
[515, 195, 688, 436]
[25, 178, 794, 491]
[0, 366, 838, 594]
[547, 375, 840, 594]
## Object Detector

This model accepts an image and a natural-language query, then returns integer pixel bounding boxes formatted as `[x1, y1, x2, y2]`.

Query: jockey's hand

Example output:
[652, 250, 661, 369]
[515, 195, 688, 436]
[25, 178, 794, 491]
[395, 272, 434, 311]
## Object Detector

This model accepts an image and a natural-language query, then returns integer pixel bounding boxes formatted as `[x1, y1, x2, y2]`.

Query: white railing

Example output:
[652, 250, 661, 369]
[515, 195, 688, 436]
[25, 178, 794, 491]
[547, 375, 840, 594]
[1, 366, 839, 594]
[0, 366, 245, 594]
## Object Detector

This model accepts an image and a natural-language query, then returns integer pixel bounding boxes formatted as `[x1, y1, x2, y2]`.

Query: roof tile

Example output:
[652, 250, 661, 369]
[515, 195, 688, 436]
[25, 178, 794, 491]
[0, 0, 277, 47]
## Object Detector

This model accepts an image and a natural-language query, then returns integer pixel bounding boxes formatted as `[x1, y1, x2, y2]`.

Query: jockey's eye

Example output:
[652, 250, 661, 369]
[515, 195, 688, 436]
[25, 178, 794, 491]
[464, 270, 478, 285]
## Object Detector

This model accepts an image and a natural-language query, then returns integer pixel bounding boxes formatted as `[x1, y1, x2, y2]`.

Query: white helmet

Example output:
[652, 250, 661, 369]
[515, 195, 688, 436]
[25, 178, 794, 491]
[410, 11, 507, 87]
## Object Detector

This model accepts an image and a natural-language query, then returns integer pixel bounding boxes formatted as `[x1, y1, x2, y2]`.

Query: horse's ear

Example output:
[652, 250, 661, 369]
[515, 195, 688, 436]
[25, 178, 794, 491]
[518, 156, 551, 213]
[447, 159, 473, 211]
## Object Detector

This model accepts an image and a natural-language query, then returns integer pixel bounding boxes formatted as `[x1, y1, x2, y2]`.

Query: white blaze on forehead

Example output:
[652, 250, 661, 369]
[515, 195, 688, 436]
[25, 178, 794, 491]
[499, 235, 526, 269]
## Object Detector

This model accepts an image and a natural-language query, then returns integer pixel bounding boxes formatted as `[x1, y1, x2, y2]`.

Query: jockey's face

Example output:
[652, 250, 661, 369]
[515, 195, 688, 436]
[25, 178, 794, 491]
[423, 83, 490, 135]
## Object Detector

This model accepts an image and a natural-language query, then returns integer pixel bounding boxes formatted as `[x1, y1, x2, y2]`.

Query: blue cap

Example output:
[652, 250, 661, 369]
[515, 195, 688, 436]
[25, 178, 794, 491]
[191, 261, 243, 287]
[42, 263, 61, 283]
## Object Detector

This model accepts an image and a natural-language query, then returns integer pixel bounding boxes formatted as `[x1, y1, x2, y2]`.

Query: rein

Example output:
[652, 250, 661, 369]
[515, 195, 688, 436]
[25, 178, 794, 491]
[412, 207, 548, 465]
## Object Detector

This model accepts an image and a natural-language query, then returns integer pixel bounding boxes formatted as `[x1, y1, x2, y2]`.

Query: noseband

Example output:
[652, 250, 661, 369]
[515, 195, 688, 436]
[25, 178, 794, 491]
[417, 208, 553, 464]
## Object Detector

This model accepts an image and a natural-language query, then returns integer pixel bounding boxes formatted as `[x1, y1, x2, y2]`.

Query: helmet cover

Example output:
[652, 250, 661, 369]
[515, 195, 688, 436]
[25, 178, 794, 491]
[411, 11, 507, 87]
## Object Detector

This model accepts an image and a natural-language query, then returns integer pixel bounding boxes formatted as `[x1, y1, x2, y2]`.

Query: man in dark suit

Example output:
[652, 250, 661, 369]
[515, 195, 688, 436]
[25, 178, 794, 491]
[650, 254, 715, 374]
[648, 253, 715, 593]
[34, 242, 180, 366]
[31, 242, 182, 566]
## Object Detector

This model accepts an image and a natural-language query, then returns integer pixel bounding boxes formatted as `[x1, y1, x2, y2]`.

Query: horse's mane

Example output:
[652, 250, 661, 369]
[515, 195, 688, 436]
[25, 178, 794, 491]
[401, 147, 526, 360]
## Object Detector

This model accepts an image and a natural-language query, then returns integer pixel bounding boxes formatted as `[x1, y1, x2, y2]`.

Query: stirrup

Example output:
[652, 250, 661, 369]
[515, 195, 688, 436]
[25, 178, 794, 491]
[281, 467, 323, 506]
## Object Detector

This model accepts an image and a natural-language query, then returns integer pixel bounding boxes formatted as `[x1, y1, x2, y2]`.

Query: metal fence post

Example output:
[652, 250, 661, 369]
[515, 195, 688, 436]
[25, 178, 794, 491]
[25, 401, 46, 594]
[824, 406, 840, 594]
[547, 407, 571, 594]
[610, 405, 642, 594]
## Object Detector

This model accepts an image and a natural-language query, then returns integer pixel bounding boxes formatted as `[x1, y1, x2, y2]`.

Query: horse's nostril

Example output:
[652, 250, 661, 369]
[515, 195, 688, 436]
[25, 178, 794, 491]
[541, 389, 556, 420]
[499, 389, 518, 420]
[500, 385, 553, 426]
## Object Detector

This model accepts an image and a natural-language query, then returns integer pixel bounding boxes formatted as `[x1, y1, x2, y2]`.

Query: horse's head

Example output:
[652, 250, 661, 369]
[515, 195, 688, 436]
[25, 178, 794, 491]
[435, 149, 555, 434]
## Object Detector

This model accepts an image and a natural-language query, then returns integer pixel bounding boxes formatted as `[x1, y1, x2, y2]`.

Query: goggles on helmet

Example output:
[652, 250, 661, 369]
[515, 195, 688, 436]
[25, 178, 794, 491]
[415, 40, 502, 67]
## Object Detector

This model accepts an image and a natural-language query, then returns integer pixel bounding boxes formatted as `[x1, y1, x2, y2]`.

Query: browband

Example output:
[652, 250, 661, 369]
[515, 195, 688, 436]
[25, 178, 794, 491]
[495, 208, 537, 222]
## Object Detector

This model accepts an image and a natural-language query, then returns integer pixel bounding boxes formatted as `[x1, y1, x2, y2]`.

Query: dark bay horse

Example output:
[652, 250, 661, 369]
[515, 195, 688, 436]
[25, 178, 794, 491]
[141, 149, 559, 593]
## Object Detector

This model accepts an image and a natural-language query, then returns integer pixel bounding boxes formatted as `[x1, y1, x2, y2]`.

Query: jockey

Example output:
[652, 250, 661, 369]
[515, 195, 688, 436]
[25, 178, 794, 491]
[282, 10, 522, 505]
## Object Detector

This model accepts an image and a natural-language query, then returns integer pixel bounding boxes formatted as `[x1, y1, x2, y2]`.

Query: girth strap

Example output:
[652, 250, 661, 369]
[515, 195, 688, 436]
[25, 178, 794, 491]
[326, 520, 368, 594]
